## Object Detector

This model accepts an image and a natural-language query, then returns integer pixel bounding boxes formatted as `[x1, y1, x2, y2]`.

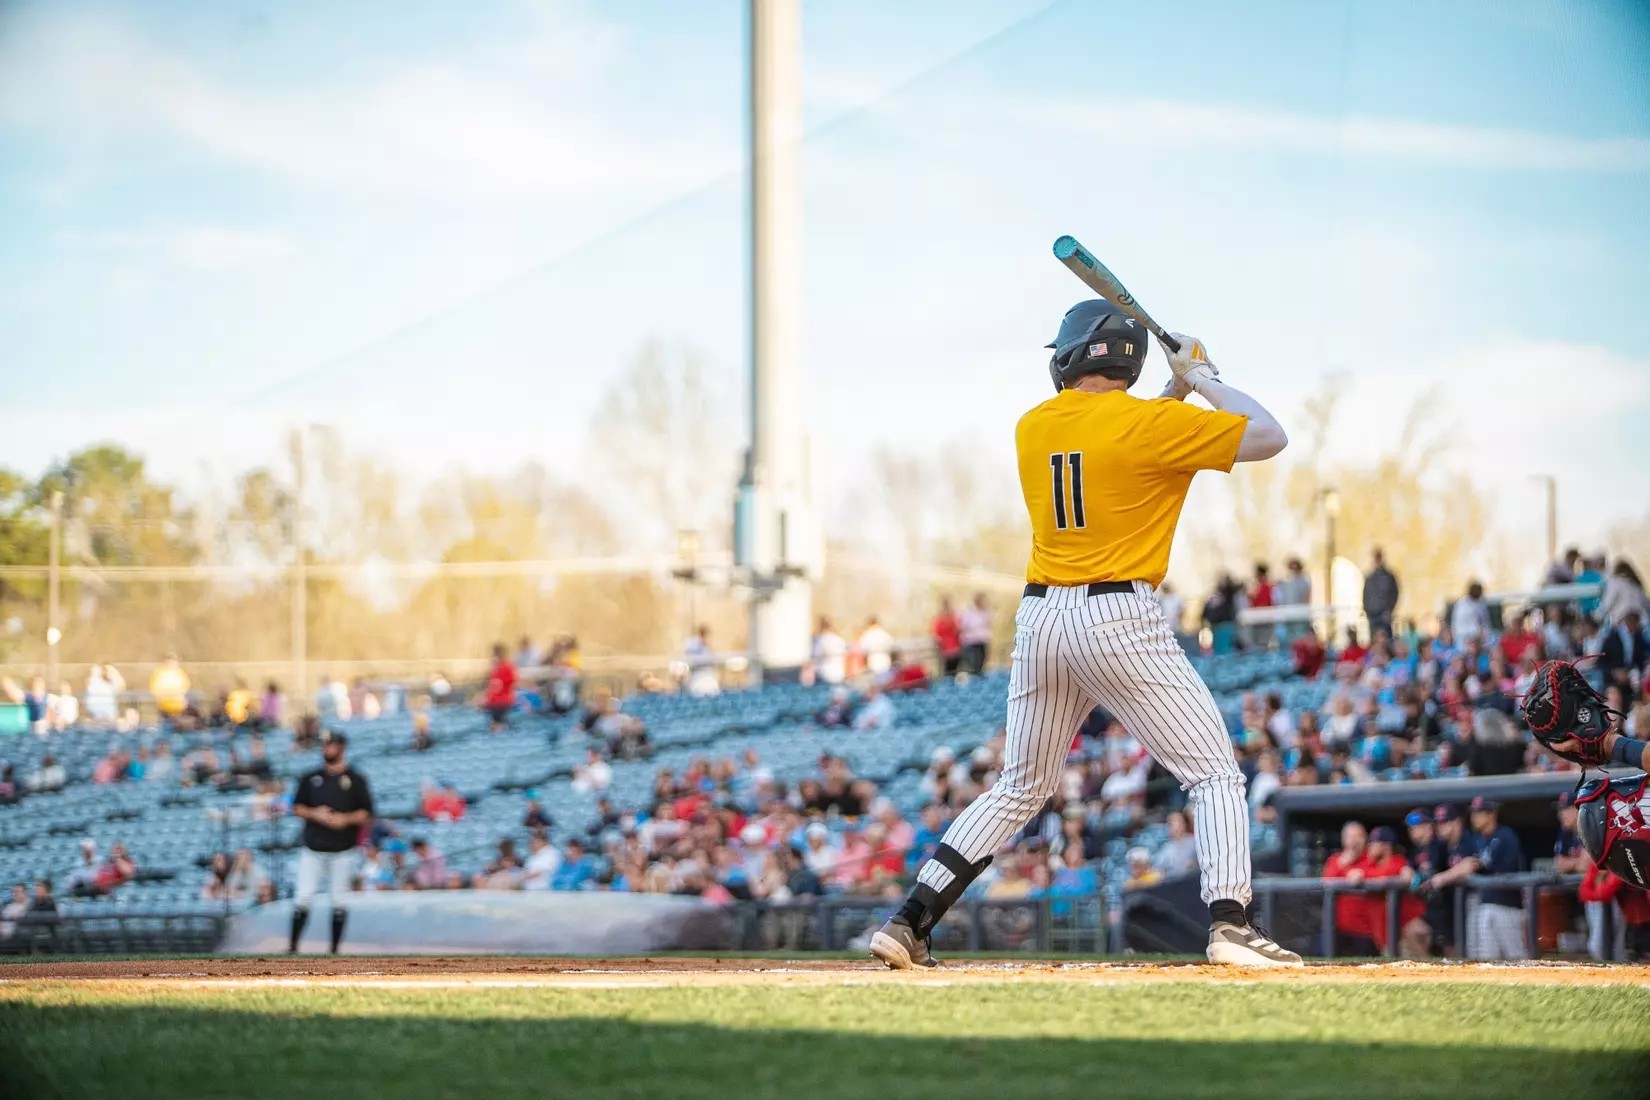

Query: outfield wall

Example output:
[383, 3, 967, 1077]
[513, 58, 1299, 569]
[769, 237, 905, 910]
[220, 891, 734, 955]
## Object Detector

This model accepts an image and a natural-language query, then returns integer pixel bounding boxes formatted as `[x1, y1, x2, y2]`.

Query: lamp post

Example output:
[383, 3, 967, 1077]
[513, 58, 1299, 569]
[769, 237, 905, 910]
[46, 490, 63, 694]
[1319, 488, 1341, 635]
[672, 529, 702, 644]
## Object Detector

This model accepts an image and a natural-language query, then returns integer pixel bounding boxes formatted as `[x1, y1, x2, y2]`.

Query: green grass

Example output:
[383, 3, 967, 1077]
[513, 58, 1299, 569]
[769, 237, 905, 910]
[2, 980, 1647, 1100]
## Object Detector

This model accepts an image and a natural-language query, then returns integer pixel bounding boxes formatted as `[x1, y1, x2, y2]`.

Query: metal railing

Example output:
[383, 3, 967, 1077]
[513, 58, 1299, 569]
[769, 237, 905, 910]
[0, 911, 226, 956]
[1252, 872, 1585, 959]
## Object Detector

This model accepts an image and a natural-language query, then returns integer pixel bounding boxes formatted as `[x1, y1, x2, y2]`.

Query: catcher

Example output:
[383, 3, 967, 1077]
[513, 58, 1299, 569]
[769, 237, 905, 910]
[1522, 660, 1650, 890]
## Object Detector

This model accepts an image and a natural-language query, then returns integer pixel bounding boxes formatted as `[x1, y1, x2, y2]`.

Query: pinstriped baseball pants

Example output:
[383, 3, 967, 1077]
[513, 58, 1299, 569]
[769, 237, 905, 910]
[916, 582, 1251, 907]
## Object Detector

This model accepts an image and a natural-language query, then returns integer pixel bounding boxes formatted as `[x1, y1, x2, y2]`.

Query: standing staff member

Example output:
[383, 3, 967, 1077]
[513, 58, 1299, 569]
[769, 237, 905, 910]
[289, 732, 373, 954]
[871, 301, 1297, 969]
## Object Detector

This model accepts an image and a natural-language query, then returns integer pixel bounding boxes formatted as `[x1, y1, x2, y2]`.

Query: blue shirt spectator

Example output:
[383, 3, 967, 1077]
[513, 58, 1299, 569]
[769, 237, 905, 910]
[1463, 800, 1524, 908]
[552, 841, 599, 891]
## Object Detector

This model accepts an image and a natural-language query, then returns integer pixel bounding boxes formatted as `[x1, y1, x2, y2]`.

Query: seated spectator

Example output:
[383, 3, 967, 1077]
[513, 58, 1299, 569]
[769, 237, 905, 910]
[26, 754, 65, 793]
[551, 839, 599, 891]
[1152, 810, 1198, 877]
[200, 852, 232, 902]
[0, 764, 15, 804]
[571, 747, 613, 794]
[1498, 612, 1540, 666]
[882, 650, 931, 693]
[1, 882, 28, 940]
[84, 663, 124, 726]
[1049, 843, 1099, 916]
[521, 829, 562, 890]
[65, 840, 100, 896]
[227, 848, 269, 903]
[1601, 609, 1649, 691]
[92, 748, 126, 785]
[1454, 709, 1526, 776]
[1321, 692, 1360, 750]
[870, 798, 914, 855]
[407, 711, 435, 753]
[523, 794, 552, 829]
[1247, 752, 1282, 813]
[907, 804, 949, 873]
[1292, 629, 1326, 679]
[815, 687, 856, 728]
[1396, 688, 1442, 752]
[408, 838, 448, 890]
[92, 842, 136, 894]
[801, 823, 839, 880]
[473, 839, 525, 890]
[852, 685, 896, 731]
[1122, 847, 1161, 892]
[150, 654, 191, 723]
[145, 741, 176, 784]
[1336, 628, 1368, 669]
[420, 779, 467, 822]
[1322, 821, 1377, 954]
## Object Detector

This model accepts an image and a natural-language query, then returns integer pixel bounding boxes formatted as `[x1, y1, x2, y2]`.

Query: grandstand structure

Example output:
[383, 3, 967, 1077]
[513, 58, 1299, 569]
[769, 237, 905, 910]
[0, 648, 1313, 954]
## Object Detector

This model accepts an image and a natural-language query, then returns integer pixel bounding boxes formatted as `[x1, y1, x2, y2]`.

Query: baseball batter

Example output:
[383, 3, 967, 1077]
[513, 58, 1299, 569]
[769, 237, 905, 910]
[288, 731, 374, 954]
[871, 299, 1301, 968]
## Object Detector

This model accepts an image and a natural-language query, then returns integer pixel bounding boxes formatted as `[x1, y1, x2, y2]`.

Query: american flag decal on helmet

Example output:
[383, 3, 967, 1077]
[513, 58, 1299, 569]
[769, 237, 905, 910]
[1088, 342, 1106, 357]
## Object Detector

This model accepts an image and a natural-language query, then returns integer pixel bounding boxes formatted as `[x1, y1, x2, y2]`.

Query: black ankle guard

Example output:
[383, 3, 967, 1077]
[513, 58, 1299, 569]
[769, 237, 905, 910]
[907, 845, 993, 937]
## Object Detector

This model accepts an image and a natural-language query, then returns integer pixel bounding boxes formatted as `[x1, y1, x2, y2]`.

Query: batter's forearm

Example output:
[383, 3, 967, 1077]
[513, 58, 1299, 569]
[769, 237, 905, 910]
[1193, 378, 1288, 462]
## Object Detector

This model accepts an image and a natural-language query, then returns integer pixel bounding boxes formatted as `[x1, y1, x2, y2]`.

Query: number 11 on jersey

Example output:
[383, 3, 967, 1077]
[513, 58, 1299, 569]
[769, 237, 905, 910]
[1049, 451, 1086, 530]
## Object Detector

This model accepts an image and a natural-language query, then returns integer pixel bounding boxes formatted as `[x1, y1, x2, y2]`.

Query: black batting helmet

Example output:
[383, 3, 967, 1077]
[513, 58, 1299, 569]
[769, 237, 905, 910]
[1046, 299, 1148, 392]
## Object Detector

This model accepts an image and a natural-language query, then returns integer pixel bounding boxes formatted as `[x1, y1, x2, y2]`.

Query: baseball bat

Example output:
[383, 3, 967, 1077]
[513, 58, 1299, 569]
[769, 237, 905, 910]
[1051, 235, 1180, 354]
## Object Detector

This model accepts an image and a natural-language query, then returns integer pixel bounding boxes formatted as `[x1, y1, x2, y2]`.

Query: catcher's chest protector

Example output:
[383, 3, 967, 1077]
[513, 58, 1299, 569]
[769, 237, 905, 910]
[1578, 772, 1650, 889]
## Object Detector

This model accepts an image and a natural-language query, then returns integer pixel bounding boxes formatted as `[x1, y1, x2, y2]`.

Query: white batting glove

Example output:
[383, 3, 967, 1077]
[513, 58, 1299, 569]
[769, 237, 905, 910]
[1163, 332, 1219, 391]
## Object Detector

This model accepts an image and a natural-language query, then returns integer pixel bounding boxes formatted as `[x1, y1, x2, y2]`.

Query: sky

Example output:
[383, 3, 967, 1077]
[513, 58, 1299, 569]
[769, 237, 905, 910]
[1, 0, 1647, 571]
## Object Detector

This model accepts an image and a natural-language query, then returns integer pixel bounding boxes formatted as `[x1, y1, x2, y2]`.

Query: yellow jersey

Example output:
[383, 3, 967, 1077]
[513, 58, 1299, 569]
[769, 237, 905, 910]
[1016, 389, 1246, 587]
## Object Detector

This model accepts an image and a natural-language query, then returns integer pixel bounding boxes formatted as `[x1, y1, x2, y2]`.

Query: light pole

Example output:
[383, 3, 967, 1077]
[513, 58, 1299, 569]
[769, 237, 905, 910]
[672, 529, 702, 645]
[46, 490, 63, 694]
[1319, 488, 1341, 635]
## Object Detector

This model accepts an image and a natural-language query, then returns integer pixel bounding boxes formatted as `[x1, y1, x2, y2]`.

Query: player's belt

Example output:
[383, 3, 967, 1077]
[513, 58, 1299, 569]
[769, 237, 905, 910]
[1023, 581, 1136, 598]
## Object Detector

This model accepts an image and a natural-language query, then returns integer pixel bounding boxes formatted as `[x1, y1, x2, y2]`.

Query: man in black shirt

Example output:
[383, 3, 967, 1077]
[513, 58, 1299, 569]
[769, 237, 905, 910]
[290, 732, 374, 954]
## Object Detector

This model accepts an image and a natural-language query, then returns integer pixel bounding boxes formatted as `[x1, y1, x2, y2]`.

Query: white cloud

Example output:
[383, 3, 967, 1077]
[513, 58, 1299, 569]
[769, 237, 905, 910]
[1027, 97, 1650, 173]
[63, 226, 298, 272]
[0, 12, 733, 203]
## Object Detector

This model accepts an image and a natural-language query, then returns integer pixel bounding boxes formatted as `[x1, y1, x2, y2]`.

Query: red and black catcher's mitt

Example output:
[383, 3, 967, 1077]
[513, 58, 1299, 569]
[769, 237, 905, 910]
[1520, 659, 1617, 767]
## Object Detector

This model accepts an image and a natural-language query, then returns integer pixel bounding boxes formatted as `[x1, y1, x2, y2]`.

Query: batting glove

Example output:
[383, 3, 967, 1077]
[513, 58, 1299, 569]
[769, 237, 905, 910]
[1158, 376, 1194, 401]
[1163, 332, 1220, 391]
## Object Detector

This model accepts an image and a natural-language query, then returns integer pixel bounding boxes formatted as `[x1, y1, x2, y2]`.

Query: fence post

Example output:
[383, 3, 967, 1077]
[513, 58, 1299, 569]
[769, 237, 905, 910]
[1321, 885, 1337, 958]
[1037, 895, 1052, 954]
[1454, 885, 1468, 957]
[967, 899, 983, 952]
[1524, 885, 1539, 960]
[1384, 887, 1399, 959]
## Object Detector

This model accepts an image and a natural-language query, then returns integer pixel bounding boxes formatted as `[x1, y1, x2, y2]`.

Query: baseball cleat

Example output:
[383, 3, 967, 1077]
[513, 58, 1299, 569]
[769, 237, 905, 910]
[1206, 920, 1304, 968]
[869, 916, 938, 970]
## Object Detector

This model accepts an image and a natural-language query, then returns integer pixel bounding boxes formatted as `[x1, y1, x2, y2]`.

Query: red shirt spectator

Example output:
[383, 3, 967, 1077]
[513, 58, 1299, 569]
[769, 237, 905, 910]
[1359, 835, 1424, 951]
[1339, 629, 1368, 666]
[1499, 623, 1539, 666]
[933, 603, 962, 664]
[1251, 566, 1275, 609]
[886, 658, 931, 693]
[1292, 631, 1326, 679]
[421, 783, 466, 822]
[1322, 826, 1373, 942]
[483, 654, 517, 709]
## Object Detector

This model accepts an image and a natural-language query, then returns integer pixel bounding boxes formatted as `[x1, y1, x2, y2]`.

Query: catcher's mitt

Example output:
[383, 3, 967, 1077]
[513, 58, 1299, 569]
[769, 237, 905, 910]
[1520, 659, 1618, 766]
